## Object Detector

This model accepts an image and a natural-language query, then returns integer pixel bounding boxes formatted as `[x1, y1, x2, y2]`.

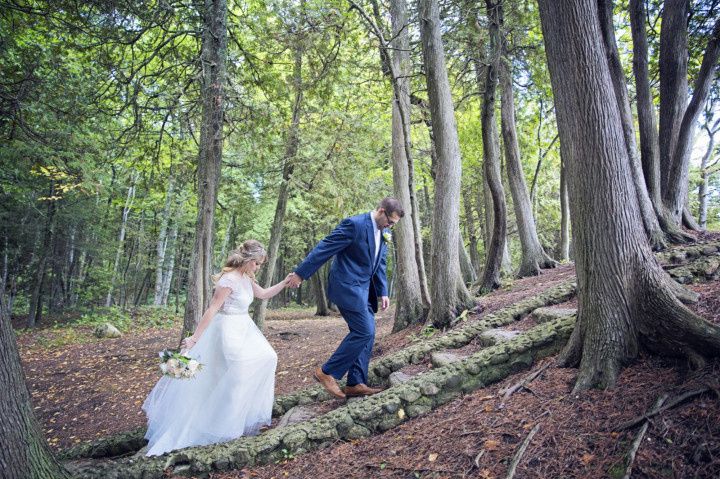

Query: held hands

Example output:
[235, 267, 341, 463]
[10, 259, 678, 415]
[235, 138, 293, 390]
[286, 272, 303, 288]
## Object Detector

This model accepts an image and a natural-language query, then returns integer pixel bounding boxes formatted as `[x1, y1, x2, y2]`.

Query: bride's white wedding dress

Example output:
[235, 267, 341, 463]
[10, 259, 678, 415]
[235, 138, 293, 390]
[143, 273, 277, 456]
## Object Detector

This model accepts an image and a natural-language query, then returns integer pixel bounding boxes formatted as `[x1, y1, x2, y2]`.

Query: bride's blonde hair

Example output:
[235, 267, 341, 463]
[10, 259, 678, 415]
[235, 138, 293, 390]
[212, 240, 267, 282]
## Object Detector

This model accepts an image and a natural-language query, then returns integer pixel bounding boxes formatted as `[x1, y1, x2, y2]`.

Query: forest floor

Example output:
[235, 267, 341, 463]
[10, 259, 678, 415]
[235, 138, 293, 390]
[15, 238, 720, 478]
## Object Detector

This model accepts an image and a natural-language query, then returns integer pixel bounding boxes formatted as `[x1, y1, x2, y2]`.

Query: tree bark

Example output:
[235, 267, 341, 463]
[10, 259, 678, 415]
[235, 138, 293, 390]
[253, 38, 303, 330]
[182, 0, 227, 339]
[1, 297, 71, 477]
[698, 118, 719, 229]
[538, 0, 720, 391]
[664, 18, 720, 224]
[629, 0, 661, 205]
[658, 0, 690, 218]
[154, 175, 174, 305]
[388, 0, 428, 332]
[27, 185, 57, 327]
[559, 157, 570, 262]
[462, 187, 481, 274]
[598, 0, 666, 251]
[418, 0, 474, 329]
[159, 220, 179, 307]
[500, 54, 557, 276]
[106, 173, 138, 307]
[478, 0, 507, 292]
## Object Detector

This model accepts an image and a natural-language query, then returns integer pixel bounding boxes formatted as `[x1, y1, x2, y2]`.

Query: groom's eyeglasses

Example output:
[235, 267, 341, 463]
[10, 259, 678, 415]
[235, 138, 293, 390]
[384, 211, 398, 227]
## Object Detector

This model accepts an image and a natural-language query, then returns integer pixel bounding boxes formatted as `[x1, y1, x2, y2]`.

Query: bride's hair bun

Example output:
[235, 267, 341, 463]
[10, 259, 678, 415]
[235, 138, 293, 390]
[213, 240, 267, 282]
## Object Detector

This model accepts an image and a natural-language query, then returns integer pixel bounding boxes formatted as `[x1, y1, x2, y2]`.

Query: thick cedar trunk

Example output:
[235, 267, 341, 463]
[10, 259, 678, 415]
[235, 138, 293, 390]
[499, 56, 556, 276]
[389, 0, 428, 332]
[598, 0, 666, 251]
[629, 0, 661, 205]
[665, 18, 720, 224]
[1, 297, 71, 477]
[478, 0, 507, 292]
[253, 41, 302, 330]
[538, 0, 720, 391]
[658, 0, 689, 223]
[418, 0, 474, 329]
[182, 0, 227, 338]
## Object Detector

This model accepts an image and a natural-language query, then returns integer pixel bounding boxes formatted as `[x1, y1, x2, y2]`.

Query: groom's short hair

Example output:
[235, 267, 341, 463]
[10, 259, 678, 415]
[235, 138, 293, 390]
[378, 197, 405, 218]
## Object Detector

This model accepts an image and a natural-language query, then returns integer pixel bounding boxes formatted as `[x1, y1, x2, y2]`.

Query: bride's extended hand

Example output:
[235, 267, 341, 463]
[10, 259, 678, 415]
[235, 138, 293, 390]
[181, 336, 198, 352]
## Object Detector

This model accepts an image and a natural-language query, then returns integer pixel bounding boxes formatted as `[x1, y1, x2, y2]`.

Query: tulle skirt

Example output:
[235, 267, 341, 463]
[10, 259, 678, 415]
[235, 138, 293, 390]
[143, 311, 277, 456]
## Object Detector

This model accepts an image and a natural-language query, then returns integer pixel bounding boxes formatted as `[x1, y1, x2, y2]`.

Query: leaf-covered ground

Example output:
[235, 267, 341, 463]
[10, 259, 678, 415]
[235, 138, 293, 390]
[16, 245, 720, 478]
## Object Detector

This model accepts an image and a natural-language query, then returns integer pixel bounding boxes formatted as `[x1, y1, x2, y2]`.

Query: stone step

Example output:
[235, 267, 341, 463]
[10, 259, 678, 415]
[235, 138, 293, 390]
[531, 307, 577, 324]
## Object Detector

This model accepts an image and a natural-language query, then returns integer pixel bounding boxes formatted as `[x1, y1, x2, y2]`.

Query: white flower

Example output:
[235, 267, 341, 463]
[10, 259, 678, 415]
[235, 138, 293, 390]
[382, 231, 392, 244]
[159, 363, 168, 374]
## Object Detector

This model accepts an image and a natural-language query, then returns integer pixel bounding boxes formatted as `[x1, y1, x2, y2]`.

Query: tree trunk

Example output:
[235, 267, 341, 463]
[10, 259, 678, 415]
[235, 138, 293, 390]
[658, 0, 690, 220]
[458, 234, 476, 284]
[1, 295, 71, 478]
[106, 173, 138, 307]
[538, 0, 720, 391]
[418, 0, 474, 329]
[389, 0, 428, 332]
[27, 186, 57, 328]
[253, 39, 303, 330]
[478, 0, 507, 293]
[598, 0, 666, 251]
[559, 157, 570, 262]
[462, 187, 481, 274]
[698, 118, 719, 229]
[664, 18, 720, 224]
[629, 0, 661, 205]
[153, 175, 174, 305]
[161, 220, 180, 306]
[500, 54, 557, 276]
[182, 0, 227, 339]
[311, 263, 329, 316]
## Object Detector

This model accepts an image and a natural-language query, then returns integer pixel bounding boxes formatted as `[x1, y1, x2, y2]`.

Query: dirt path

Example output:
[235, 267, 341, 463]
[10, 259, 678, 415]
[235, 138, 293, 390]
[17, 251, 720, 477]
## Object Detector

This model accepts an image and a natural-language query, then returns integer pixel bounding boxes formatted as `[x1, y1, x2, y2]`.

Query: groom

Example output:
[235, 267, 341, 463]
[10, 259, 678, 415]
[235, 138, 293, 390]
[287, 197, 404, 398]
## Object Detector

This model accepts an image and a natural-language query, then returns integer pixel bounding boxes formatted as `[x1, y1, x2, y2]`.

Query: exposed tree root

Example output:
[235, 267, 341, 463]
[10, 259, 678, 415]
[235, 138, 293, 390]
[621, 394, 668, 479]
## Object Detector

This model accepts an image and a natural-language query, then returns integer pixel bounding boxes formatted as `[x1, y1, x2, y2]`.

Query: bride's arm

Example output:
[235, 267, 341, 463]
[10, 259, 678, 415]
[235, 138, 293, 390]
[182, 287, 232, 349]
[251, 274, 292, 300]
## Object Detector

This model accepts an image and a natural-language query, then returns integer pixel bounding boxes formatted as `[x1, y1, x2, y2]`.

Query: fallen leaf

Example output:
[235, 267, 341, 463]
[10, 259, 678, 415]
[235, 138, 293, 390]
[428, 453, 438, 462]
[581, 453, 594, 465]
[483, 439, 500, 450]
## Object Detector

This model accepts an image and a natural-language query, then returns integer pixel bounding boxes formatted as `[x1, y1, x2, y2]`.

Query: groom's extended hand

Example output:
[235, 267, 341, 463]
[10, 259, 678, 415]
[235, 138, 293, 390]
[381, 296, 390, 310]
[287, 272, 303, 288]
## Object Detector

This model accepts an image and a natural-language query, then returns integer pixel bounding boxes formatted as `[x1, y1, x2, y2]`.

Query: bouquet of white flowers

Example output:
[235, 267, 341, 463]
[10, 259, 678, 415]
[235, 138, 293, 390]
[158, 349, 203, 379]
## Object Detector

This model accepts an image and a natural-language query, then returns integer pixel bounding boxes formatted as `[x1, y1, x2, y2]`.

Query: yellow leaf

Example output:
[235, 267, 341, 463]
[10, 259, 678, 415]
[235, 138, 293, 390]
[483, 439, 500, 450]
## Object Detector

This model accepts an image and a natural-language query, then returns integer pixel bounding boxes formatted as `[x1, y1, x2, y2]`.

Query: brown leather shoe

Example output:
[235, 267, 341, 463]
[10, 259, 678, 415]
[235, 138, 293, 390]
[344, 383, 383, 397]
[313, 367, 345, 399]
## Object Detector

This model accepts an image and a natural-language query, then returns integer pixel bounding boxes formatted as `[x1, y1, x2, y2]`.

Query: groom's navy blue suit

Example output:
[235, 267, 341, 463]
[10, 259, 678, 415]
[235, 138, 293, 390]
[294, 212, 388, 386]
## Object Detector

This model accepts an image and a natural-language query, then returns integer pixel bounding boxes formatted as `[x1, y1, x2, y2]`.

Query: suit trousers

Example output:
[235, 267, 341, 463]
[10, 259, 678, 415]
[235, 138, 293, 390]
[322, 305, 375, 387]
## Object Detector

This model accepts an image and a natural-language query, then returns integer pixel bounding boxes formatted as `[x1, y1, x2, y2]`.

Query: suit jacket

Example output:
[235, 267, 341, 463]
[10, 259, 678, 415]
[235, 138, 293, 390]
[295, 212, 388, 313]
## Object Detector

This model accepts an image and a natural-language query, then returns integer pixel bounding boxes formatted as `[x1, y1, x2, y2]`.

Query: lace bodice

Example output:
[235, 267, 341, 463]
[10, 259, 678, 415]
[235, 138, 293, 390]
[215, 273, 254, 314]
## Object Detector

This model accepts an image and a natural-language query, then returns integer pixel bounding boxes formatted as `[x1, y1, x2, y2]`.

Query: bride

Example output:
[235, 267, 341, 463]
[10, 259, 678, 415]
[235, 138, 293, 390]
[143, 240, 290, 456]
